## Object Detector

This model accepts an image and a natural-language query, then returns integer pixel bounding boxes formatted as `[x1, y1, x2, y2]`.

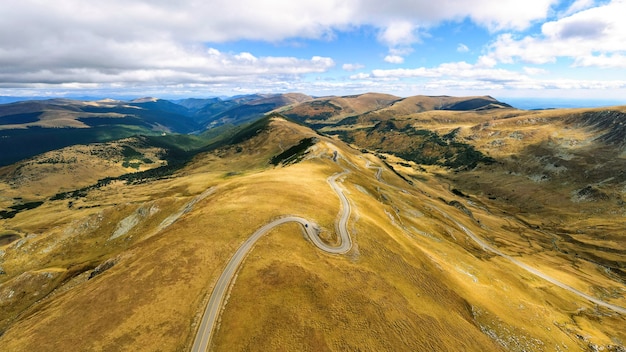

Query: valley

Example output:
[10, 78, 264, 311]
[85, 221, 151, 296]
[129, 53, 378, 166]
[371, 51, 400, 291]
[0, 94, 624, 351]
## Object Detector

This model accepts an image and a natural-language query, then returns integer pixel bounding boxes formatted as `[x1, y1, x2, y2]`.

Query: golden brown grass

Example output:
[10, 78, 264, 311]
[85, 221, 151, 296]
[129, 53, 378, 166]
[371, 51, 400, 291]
[208, 142, 625, 351]
[0, 116, 624, 351]
[279, 93, 400, 123]
[0, 138, 165, 202]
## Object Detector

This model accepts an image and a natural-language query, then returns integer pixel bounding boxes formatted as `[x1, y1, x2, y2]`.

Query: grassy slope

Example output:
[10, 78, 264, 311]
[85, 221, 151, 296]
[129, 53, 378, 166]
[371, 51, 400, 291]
[280, 93, 400, 124]
[0, 125, 157, 167]
[0, 116, 624, 351]
[437, 107, 626, 281]
[0, 118, 327, 349]
[210, 130, 624, 351]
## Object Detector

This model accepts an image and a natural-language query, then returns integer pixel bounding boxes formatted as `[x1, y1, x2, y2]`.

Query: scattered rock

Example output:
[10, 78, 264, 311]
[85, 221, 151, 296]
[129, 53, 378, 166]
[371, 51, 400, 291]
[529, 174, 549, 182]
[451, 188, 469, 198]
[449, 200, 474, 219]
[89, 257, 119, 280]
[109, 203, 159, 241]
[490, 139, 505, 147]
[572, 186, 610, 202]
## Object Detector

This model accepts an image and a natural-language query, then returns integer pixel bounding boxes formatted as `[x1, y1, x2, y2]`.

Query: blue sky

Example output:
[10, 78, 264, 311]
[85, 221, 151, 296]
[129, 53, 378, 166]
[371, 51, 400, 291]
[1, 0, 625, 103]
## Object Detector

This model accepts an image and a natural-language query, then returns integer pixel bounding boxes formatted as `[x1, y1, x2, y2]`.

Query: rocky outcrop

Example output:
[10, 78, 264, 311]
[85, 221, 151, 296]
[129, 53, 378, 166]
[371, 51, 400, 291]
[88, 257, 119, 280]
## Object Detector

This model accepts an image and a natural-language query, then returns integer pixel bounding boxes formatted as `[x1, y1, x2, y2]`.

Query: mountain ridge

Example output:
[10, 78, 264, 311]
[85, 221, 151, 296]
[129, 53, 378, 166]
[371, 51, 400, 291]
[0, 93, 514, 167]
[0, 93, 625, 351]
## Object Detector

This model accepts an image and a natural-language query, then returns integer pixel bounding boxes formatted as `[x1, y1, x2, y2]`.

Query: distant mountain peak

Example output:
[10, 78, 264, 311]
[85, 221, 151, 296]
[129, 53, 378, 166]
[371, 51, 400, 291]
[131, 97, 160, 103]
[97, 98, 122, 103]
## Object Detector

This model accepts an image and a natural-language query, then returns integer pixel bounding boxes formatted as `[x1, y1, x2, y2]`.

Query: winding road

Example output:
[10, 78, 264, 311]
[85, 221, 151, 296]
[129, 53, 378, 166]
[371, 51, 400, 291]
[191, 167, 352, 352]
[364, 157, 626, 315]
[192, 155, 625, 351]
[431, 205, 626, 315]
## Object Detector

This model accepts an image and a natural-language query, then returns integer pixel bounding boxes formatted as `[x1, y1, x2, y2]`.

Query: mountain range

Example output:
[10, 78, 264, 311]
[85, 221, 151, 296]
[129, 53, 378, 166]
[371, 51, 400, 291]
[0, 93, 624, 351]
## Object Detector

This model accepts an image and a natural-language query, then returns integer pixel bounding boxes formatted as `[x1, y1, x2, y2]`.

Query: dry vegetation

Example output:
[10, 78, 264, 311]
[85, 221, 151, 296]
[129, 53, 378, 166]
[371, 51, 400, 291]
[0, 111, 624, 351]
[280, 93, 400, 124]
[0, 137, 165, 202]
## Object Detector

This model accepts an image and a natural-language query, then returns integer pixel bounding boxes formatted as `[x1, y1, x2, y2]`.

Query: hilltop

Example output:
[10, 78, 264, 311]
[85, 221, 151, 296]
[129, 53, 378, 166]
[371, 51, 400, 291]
[0, 93, 624, 351]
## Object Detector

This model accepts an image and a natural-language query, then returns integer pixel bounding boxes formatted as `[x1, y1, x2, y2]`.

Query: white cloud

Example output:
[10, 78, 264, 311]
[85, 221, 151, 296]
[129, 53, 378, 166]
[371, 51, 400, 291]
[377, 21, 418, 47]
[361, 59, 626, 95]
[372, 67, 440, 78]
[343, 63, 365, 71]
[0, 0, 561, 90]
[560, 0, 596, 17]
[476, 55, 498, 68]
[523, 67, 549, 75]
[234, 52, 258, 63]
[350, 73, 372, 79]
[356, 0, 556, 31]
[573, 53, 626, 68]
[487, 0, 626, 67]
[384, 55, 405, 64]
[463, 0, 557, 31]
[383, 48, 415, 64]
[457, 44, 470, 53]
[0, 45, 334, 86]
[7, 0, 626, 98]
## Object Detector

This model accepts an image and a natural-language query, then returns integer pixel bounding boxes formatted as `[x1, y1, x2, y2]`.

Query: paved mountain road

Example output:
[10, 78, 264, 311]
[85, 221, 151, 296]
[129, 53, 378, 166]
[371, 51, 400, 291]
[191, 168, 352, 352]
[362, 158, 625, 315]
[362, 157, 626, 315]
[431, 205, 626, 315]
[192, 154, 625, 352]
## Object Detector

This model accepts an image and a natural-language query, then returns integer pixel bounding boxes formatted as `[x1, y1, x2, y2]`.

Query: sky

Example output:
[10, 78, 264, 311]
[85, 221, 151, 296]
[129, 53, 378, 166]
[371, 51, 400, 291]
[1, 0, 626, 104]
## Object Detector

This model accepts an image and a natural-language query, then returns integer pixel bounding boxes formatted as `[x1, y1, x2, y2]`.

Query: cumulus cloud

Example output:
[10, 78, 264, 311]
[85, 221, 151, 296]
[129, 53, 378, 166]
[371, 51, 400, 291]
[0, 0, 559, 91]
[4, 0, 622, 98]
[487, 0, 626, 67]
[457, 44, 470, 53]
[573, 53, 626, 68]
[356, 0, 555, 31]
[343, 63, 365, 71]
[357, 58, 626, 94]
[476, 55, 498, 68]
[544, 18, 608, 39]
[377, 21, 419, 47]
[0, 45, 335, 86]
[384, 55, 405, 64]
[463, 0, 557, 31]
[523, 67, 549, 75]
[370, 61, 530, 84]
[560, 0, 596, 16]
[350, 73, 372, 80]
[372, 67, 441, 78]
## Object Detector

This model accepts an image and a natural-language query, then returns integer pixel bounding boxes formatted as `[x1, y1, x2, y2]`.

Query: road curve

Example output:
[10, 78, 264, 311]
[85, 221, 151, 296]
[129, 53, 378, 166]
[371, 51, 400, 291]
[364, 160, 383, 182]
[191, 170, 352, 352]
[325, 170, 352, 254]
[431, 205, 626, 315]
